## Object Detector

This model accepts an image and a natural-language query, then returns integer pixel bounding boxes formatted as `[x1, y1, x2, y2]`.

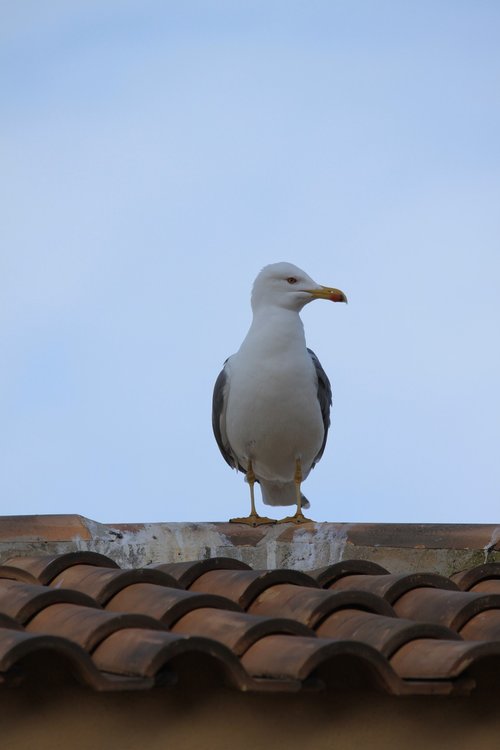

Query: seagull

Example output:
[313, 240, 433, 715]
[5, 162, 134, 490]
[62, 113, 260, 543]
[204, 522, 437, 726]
[212, 262, 347, 525]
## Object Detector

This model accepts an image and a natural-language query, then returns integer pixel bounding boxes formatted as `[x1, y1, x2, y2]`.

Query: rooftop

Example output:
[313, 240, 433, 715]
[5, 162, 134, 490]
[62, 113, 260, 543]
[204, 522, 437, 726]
[1, 515, 500, 698]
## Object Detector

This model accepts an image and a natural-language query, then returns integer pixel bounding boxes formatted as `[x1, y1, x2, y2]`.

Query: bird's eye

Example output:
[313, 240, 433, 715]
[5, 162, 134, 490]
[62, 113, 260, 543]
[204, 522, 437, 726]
[287, 277, 297, 284]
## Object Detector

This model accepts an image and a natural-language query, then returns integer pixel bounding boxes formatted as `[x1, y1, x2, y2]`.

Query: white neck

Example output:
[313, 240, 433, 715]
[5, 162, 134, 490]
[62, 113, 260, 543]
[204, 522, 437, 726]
[239, 305, 307, 357]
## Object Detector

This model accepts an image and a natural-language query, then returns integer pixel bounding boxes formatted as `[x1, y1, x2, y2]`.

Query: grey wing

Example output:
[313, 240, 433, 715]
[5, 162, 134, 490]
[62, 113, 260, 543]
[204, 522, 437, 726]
[212, 361, 245, 473]
[307, 348, 332, 467]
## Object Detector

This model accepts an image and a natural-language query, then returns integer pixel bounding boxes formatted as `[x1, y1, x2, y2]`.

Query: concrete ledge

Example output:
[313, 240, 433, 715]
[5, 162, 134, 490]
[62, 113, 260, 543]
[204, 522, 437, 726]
[1, 515, 499, 575]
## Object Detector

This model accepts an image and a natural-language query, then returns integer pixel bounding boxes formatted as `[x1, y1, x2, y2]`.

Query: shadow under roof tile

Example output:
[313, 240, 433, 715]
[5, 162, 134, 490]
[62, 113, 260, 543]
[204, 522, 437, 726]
[0, 614, 24, 631]
[91, 628, 252, 690]
[0, 627, 145, 691]
[188, 569, 318, 609]
[50, 565, 180, 605]
[106, 583, 241, 627]
[240, 634, 403, 694]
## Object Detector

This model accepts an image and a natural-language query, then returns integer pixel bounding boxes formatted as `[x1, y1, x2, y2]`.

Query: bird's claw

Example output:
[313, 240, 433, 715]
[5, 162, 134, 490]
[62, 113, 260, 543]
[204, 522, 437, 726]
[277, 513, 315, 525]
[229, 515, 277, 526]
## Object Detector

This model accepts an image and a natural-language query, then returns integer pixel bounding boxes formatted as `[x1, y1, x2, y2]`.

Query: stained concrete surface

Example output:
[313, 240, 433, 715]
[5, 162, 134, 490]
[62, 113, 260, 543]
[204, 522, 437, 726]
[1, 515, 500, 575]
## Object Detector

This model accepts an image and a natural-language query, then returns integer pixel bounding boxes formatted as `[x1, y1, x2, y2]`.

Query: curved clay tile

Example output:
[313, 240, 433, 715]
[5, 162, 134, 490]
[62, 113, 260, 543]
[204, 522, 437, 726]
[2, 552, 119, 584]
[171, 607, 314, 656]
[3, 550, 500, 696]
[188, 569, 318, 608]
[310, 559, 389, 588]
[0, 580, 99, 624]
[329, 572, 458, 603]
[0, 565, 38, 585]
[452, 563, 500, 591]
[0, 628, 145, 691]
[106, 583, 241, 626]
[468, 579, 500, 594]
[459, 609, 500, 641]
[91, 627, 252, 690]
[240, 634, 402, 695]
[49, 565, 180, 605]
[151, 557, 251, 588]
[394, 587, 500, 631]
[26, 603, 166, 652]
[390, 637, 500, 681]
[248, 583, 394, 626]
[316, 608, 460, 657]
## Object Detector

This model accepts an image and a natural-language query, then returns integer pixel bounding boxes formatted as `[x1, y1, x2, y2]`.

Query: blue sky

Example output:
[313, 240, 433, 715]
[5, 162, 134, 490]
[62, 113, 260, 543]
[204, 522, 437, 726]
[1, 1, 499, 524]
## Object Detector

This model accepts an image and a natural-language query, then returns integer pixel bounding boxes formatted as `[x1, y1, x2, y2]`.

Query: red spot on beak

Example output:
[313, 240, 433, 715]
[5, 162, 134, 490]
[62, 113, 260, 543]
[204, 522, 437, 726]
[328, 289, 348, 303]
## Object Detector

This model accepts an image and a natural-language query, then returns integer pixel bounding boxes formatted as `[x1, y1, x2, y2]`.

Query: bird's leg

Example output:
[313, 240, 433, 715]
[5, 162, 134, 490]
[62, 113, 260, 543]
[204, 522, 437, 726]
[278, 458, 314, 524]
[248, 460, 258, 518]
[229, 460, 276, 526]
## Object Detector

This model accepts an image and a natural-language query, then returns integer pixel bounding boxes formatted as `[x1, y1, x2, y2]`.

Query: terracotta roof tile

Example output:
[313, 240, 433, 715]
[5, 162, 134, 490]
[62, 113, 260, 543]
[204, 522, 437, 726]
[328, 572, 458, 602]
[452, 562, 500, 591]
[170, 608, 313, 655]
[2, 551, 119, 584]
[188, 569, 317, 608]
[0, 579, 98, 623]
[0, 565, 38, 585]
[106, 583, 241, 626]
[240, 634, 402, 695]
[0, 628, 146, 691]
[91, 628, 251, 690]
[457, 610, 500, 640]
[25, 603, 165, 651]
[2, 550, 500, 697]
[390, 638, 500, 681]
[49, 565, 180, 605]
[310, 560, 389, 587]
[248, 583, 394, 626]
[393, 587, 500, 630]
[315, 609, 459, 657]
[151, 557, 252, 587]
[469, 580, 500, 594]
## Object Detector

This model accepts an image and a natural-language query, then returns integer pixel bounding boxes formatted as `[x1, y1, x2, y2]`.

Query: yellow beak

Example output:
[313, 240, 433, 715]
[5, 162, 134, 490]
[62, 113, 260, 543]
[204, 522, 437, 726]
[306, 286, 348, 303]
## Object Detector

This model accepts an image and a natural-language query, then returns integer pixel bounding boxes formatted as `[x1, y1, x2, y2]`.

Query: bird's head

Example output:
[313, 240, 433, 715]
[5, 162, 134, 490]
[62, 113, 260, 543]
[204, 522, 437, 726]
[251, 262, 347, 313]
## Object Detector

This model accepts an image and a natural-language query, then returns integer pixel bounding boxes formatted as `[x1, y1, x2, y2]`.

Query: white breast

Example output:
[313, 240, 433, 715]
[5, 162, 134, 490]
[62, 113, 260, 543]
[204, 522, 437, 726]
[224, 309, 324, 483]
